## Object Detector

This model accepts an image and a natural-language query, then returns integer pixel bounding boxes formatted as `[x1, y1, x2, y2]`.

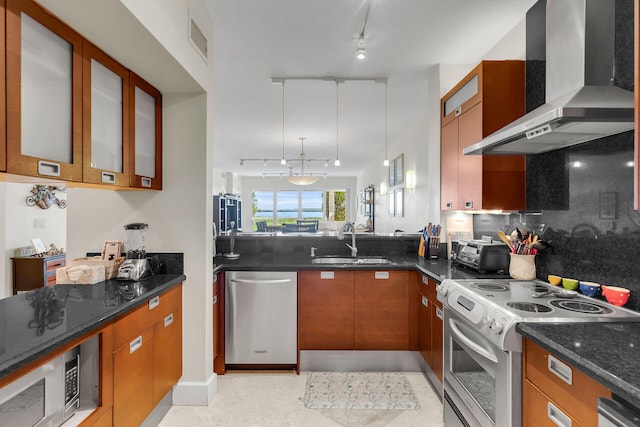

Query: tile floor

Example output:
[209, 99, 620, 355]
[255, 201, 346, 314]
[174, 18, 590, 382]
[158, 372, 444, 426]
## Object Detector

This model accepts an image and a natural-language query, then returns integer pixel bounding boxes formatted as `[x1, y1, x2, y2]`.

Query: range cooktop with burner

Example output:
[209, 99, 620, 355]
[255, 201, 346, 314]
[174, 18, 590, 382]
[437, 279, 640, 352]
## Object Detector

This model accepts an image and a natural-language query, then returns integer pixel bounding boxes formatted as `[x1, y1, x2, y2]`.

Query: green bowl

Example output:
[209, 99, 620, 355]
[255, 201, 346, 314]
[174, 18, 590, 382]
[562, 278, 579, 290]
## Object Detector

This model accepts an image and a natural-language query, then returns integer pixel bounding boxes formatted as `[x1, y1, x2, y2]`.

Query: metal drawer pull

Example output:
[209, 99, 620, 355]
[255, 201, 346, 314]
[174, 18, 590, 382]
[374, 272, 389, 280]
[464, 200, 473, 209]
[212, 295, 217, 305]
[141, 177, 152, 188]
[164, 313, 174, 327]
[38, 160, 60, 177]
[547, 401, 572, 427]
[455, 106, 462, 117]
[130, 336, 143, 354]
[445, 202, 453, 209]
[548, 354, 573, 385]
[148, 296, 160, 310]
[422, 275, 428, 284]
[320, 272, 335, 279]
[421, 296, 429, 307]
[101, 172, 116, 184]
[435, 307, 443, 320]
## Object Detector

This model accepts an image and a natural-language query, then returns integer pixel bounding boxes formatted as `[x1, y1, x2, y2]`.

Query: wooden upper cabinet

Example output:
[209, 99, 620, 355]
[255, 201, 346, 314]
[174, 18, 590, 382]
[82, 40, 130, 186]
[6, 0, 83, 181]
[440, 61, 526, 211]
[129, 72, 162, 190]
[0, 0, 6, 172]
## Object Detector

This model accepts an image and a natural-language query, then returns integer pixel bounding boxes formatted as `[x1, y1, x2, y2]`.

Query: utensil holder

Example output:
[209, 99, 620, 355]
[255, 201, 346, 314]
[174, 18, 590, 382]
[509, 254, 536, 280]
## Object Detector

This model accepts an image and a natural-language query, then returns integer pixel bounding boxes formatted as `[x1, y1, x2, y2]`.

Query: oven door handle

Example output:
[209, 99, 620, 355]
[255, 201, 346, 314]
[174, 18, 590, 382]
[449, 318, 499, 364]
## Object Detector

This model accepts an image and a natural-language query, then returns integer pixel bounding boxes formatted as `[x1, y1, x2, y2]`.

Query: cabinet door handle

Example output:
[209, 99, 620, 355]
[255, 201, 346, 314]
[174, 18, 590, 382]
[435, 307, 443, 320]
[101, 172, 116, 184]
[130, 336, 143, 354]
[164, 313, 174, 327]
[445, 202, 453, 209]
[148, 296, 160, 310]
[455, 106, 462, 117]
[38, 161, 60, 177]
[374, 272, 389, 280]
[548, 354, 573, 385]
[212, 295, 217, 305]
[320, 272, 335, 280]
[547, 401, 572, 427]
[421, 275, 428, 284]
[141, 177, 152, 188]
[464, 200, 473, 209]
[421, 296, 429, 307]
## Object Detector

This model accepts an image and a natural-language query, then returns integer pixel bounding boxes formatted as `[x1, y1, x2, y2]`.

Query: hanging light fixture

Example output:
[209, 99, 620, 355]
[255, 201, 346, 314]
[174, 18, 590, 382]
[280, 82, 287, 165]
[356, 1, 370, 60]
[334, 81, 341, 166]
[383, 81, 389, 166]
[287, 138, 320, 185]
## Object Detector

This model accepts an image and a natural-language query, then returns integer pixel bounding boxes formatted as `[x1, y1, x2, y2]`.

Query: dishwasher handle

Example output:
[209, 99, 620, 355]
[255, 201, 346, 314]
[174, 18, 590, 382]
[598, 398, 640, 426]
[230, 278, 292, 284]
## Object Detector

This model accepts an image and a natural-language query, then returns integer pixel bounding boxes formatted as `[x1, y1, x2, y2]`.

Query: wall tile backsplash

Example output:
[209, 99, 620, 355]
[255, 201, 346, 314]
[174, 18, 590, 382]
[474, 131, 640, 311]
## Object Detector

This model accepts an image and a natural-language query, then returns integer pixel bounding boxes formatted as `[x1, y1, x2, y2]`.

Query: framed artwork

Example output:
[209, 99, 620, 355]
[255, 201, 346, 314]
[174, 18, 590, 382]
[388, 160, 395, 186]
[388, 191, 395, 215]
[599, 192, 616, 219]
[395, 154, 404, 185]
[395, 188, 403, 217]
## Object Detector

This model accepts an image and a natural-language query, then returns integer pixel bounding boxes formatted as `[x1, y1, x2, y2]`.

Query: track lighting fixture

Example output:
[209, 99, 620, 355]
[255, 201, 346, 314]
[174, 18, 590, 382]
[356, 37, 366, 60]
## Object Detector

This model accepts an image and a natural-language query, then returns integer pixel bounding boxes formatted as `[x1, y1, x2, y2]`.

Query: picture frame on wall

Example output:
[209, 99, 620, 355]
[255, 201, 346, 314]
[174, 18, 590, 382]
[388, 191, 395, 215]
[395, 188, 403, 217]
[395, 154, 404, 185]
[388, 160, 395, 186]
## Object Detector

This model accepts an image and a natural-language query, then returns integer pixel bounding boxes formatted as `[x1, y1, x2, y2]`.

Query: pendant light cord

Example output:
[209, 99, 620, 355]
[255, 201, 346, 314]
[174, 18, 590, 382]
[282, 82, 286, 162]
[336, 81, 339, 161]
[384, 81, 389, 165]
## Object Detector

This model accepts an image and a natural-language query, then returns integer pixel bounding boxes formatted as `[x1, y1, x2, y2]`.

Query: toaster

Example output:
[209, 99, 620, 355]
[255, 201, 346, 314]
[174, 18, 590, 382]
[455, 239, 510, 273]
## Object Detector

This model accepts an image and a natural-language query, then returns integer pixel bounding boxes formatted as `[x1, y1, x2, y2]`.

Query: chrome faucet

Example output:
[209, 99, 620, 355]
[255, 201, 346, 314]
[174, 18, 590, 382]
[338, 222, 358, 257]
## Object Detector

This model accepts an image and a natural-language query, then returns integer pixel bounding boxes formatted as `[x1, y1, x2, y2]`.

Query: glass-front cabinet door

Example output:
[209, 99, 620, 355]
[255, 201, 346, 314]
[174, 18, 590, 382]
[0, 0, 6, 171]
[82, 41, 130, 186]
[130, 73, 162, 190]
[6, 0, 83, 181]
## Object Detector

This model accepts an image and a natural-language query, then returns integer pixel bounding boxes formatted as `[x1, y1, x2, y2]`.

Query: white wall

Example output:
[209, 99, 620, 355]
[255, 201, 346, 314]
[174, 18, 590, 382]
[1, 183, 67, 298]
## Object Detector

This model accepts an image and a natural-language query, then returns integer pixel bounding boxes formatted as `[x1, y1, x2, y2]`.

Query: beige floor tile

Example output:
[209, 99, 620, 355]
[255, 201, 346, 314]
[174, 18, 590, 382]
[158, 372, 443, 427]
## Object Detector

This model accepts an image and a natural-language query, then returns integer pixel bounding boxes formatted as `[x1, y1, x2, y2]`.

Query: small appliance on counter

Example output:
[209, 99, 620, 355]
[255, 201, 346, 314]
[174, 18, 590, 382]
[454, 238, 510, 273]
[117, 223, 153, 281]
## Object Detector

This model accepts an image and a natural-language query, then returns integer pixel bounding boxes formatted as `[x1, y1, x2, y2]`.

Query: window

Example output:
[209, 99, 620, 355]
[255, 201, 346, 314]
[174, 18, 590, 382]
[251, 190, 344, 230]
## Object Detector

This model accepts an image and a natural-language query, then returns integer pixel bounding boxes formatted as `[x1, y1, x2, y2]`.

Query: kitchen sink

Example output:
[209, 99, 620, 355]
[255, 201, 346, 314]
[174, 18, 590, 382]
[311, 256, 394, 265]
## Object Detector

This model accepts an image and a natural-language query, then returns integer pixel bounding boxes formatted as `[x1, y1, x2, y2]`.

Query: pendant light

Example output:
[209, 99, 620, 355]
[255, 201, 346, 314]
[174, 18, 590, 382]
[334, 81, 341, 166]
[287, 138, 320, 185]
[280, 82, 287, 165]
[383, 81, 389, 167]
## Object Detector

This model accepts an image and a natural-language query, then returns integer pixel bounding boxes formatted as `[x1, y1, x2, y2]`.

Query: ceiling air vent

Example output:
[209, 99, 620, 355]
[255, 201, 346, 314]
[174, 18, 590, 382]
[189, 14, 208, 62]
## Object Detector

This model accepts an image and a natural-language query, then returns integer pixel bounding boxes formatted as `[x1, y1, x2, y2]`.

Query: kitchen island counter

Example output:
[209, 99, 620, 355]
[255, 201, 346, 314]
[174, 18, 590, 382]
[517, 322, 640, 404]
[0, 274, 185, 380]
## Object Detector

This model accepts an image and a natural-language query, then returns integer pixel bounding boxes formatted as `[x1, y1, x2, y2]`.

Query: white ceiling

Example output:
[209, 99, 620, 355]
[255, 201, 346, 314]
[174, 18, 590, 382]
[208, 0, 537, 177]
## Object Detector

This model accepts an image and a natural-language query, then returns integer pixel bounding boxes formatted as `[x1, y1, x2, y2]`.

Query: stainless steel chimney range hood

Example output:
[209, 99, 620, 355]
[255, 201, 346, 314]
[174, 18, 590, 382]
[464, 0, 634, 156]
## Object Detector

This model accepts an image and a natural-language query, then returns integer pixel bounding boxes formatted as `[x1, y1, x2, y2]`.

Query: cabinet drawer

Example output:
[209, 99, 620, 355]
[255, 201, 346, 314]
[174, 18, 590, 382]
[524, 340, 610, 426]
[419, 274, 438, 301]
[113, 285, 182, 349]
[523, 379, 583, 427]
[46, 274, 57, 286]
[45, 257, 66, 272]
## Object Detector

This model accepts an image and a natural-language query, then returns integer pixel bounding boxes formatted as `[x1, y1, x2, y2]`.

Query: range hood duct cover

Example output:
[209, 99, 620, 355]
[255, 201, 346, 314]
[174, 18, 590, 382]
[464, 0, 634, 155]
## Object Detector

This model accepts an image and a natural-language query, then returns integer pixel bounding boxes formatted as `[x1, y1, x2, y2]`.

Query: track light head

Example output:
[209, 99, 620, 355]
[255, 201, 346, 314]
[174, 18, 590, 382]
[356, 41, 366, 60]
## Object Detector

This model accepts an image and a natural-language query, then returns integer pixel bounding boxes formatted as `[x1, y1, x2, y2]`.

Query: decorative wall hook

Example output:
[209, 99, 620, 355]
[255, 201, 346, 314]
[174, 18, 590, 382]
[26, 185, 67, 209]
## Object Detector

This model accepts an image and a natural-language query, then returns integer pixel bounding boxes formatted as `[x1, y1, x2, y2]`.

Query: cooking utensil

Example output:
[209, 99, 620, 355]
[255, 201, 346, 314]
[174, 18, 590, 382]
[532, 288, 577, 298]
[497, 230, 513, 251]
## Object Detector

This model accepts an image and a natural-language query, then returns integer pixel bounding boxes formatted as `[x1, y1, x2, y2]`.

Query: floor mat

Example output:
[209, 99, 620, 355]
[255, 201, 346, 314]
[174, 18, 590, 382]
[302, 372, 421, 410]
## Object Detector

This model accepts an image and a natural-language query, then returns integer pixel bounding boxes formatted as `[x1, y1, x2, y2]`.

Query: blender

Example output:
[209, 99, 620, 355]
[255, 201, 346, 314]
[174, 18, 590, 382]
[116, 223, 153, 280]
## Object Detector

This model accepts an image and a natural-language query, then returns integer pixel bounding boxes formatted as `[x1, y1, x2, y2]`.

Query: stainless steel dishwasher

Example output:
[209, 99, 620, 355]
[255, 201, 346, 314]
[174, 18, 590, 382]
[225, 271, 297, 365]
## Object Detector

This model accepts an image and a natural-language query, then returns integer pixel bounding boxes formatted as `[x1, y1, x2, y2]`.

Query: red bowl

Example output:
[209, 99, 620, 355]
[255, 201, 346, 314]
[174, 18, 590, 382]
[602, 286, 630, 306]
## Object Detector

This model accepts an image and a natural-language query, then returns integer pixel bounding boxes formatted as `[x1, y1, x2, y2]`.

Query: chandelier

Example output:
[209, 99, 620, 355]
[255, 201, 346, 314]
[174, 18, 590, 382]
[287, 138, 319, 185]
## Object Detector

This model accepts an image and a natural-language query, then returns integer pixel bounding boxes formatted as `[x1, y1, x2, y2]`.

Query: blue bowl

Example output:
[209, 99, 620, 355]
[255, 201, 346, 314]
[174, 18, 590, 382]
[579, 281, 600, 297]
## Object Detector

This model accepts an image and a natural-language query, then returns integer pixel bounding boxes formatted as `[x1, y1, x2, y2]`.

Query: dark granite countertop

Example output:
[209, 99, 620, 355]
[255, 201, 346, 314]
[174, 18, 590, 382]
[0, 274, 185, 380]
[517, 322, 640, 404]
[213, 254, 510, 281]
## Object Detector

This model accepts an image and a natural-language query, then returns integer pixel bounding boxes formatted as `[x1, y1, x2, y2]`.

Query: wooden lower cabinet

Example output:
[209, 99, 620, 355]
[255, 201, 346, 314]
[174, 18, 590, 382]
[417, 273, 443, 383]
[113, 327, 155, 427]
[87, 408, 113, 427]
[523, 339, 611, 427]
[153, 306, 182, 405]
[298, 271, 355, 349]
[355, 270, 409, 350]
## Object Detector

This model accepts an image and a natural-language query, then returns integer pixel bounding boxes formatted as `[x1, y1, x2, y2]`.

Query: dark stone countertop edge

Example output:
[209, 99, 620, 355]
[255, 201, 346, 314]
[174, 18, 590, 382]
[213, 255, 510, 281]
[516, 323, 640, 403]
[0, 274, 186, 380]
